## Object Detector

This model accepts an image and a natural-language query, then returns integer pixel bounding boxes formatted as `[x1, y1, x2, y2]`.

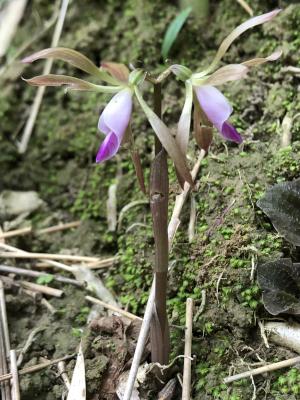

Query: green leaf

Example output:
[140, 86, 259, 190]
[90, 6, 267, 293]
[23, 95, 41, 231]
[36, 274, 54, 285]
[161, 6, 192, 60]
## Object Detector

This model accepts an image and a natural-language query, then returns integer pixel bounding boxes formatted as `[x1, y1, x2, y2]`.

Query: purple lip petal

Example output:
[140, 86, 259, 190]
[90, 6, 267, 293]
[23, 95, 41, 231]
[195, 85, 242, 144]
[195, 85, 232, 131]
[221, 121, 243, 144]
[98, 89, 132, 140]
[96, 132, 119, 163]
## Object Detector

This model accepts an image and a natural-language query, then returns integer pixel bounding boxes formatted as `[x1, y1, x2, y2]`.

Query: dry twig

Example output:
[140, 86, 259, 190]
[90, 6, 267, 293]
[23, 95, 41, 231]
[0, 243, 74, 272]
[85, 295, 142, 321]
[182, 298, 194, 400]
[118, 200, 149, 230]
[17, 327, 45, 367]
[224, 356, 300, 384]
[188, 195, 196, 243]
[236, 0, 253, 16]
[0, 354, 75, 383]
[0, 252, 99, 263]
[0, 220, 81, 240]
[10, 350, 20, 400]
[41, 297, 57, 314]
[193, 289, 206, 322]
[21, 281, 63, 297]
[0, 265, 83, 287]
[18, 0, 70, 153]
[0, 281, 11, 399]
[57, 361, 71, 390]
[0, 0, 27, 57]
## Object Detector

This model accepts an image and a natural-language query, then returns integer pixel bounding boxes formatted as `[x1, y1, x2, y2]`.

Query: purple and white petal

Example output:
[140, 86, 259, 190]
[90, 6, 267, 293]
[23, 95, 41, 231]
[195, 85, 232, 131]
[96, 88, 133, 163]
[98, 88, 132, 140]
[195, 85, 242, 144]
[221, 122, 242, 143]
[96, 132, 119, 163]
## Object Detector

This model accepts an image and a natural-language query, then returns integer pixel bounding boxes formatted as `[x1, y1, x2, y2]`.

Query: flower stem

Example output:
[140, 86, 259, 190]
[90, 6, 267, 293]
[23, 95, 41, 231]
[149, 82, 170, 364]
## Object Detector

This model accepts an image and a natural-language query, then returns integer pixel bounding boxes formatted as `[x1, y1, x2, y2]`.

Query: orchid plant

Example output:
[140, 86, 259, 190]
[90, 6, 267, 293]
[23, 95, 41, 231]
[22, 9, 281, 364]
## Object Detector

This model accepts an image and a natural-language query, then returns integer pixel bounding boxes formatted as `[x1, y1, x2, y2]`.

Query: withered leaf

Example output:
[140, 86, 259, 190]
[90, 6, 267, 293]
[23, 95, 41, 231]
[257, 259, 300, 315]
[257, 179, 300, 246]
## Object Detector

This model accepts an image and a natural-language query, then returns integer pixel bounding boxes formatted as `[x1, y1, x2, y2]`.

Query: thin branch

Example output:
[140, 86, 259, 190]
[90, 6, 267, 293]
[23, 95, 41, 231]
[0, 227, 31, 240]
[0, 281, 11, 399]
[0, 243, 74, 272]
[168, 150, 206, 242]
[122, 280, 156, 400]
[193, 289, 206, 322]
[0, 11, 57, 77]
[236, 0, 253, 16]
[37, 220, 81, 235]
[1, 276, 63, 298]
[0, 281, 10, 355]
[0, 251, 99, 262]
[18, 0, 70, 153]
[41, 297, 57, 314]
[182, 298, 194, 400]
[17, 327, 44, 367]
[188, 195, 196, 243]
[224, 356, 300, 384]
[57, 361, 71, 390]
[10, 350, 20, 400]
[0, 265, 83, 287]
[21, 281, 63, 297]
[0, 354, 76, 383]
[85, 295, 142, 321]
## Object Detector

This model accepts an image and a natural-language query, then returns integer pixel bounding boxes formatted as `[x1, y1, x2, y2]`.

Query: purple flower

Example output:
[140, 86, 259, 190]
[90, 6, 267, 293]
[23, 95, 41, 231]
[171, 10, 281, 153]
[195, 85, 242, 144]
[96, 89, 133, 163]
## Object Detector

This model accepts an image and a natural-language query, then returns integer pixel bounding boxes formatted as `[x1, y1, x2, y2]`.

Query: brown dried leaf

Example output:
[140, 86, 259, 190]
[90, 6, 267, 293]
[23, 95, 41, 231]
[131, 150, 147, 195]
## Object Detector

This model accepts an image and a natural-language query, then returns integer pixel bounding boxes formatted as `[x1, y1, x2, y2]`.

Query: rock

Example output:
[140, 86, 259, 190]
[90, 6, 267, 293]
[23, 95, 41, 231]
[0, 190, 44, 217]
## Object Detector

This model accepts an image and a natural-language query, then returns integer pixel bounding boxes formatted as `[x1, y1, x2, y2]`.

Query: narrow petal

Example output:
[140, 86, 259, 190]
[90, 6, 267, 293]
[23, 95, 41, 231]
[98, 89, 132, 140]
[198, 9, 281, 76]
[193, 64, 248, 86]
[195, 85, 232, 131]
[134, 87, 193, 186]
[176, 80, 193, 155]
[96, 132, 119, 163]
[242, 50, 282, 67]
[23, 74, 122, 93]
[101, 62, 129, 82]
[22, 47, 116, 82]
[195, 85, 242, 144]
[221, 122, 242, 143]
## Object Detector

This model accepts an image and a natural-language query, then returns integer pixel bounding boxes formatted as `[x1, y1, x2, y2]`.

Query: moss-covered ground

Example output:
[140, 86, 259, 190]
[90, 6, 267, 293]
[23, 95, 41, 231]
[1, 0, 300, 398]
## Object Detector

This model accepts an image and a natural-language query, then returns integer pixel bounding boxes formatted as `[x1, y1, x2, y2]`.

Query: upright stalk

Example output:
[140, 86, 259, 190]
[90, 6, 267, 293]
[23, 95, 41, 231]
[149, 82, 170, 364]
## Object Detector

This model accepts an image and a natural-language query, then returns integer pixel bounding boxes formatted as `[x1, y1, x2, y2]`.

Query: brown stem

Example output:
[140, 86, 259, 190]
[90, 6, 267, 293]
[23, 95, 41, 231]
[149, 82, 170, 364]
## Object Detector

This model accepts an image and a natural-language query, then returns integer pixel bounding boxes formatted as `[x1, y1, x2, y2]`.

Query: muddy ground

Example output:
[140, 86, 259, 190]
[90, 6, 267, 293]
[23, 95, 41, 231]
[1, 0, 300, 399]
